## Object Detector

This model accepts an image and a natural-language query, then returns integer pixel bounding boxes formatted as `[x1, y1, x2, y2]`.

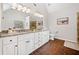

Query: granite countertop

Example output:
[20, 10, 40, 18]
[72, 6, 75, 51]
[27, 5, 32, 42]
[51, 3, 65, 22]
[0, 30, 48, 38]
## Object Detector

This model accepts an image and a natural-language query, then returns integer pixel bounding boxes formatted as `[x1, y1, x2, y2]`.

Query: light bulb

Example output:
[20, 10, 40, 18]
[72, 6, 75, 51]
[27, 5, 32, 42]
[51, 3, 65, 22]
[22, 7, 27, 12]
[39, 15, 44, 17]
[17, 4, 22, 11]
[34, 13, 44, 17]
[26, 8, 31, 13]
[11, 3, 17, 9]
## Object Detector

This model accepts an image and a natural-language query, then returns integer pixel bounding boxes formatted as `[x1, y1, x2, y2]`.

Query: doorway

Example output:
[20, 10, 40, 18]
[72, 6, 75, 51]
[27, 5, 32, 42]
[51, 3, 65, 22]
[77, 12, 79, 43]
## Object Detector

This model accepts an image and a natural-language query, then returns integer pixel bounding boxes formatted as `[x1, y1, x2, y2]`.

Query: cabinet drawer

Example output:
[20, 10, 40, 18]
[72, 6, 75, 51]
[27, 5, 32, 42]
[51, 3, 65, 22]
[34, 44, 39, 50]
[2, 36, 17, 45]
[34, 32, 41, 44]
[0, 39, 2, 55]
[34, 32, 38, 43]
[18, 33, 34, 41]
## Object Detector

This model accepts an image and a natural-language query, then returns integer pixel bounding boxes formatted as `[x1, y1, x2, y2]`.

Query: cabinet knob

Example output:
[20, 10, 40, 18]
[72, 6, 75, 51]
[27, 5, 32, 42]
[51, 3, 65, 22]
[10, 40, 12, 42]
[15, 45, 18, 47]
[38, 40, 41, 42]
[26, 41, 30, 43]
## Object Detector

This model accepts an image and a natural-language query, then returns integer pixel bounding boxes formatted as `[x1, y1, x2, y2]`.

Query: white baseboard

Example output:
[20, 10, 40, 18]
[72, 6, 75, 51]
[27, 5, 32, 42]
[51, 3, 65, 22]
[50, 38, 54, 40]
[64, 41, 79, 51]
[55, 37, 77, 43]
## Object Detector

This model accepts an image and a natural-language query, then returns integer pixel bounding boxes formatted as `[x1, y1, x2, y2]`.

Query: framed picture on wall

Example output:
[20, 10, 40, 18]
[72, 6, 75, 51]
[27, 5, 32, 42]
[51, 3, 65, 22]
[57, 17, 69, 25]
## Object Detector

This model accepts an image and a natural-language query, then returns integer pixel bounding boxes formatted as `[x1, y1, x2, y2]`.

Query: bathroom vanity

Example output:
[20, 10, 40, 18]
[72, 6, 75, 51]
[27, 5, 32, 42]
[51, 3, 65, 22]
[0, 30, 49, 55]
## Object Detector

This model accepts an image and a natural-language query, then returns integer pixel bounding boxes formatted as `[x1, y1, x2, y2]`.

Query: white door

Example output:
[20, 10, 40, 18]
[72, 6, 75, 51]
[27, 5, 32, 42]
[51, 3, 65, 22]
[18, 33, 34, 55]
[3, 36, 18, 55]
[0, 38, 2, 55]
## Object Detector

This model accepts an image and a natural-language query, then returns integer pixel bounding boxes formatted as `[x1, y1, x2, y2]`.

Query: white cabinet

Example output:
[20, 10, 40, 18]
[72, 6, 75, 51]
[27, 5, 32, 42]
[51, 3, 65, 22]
[38, 31, 49, 47]
[34, 32, 43, 50]
[2, 36, 18, 55]
[0, 39, 2, 55]
[34, 32, 39, 50]
[41, 31, 49, 45]
[34, 31, 49, 50]
[18, 33, 34, 55]
[0, 30, 49, 55]
[37, 32, 43, 48]
[38, 32, 43, 47]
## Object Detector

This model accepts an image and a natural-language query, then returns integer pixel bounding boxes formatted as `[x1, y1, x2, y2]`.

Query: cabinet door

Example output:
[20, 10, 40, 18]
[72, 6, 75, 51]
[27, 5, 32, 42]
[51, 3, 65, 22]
[41, 31, 49, 44]
[18, 33, 34, 55]
[19, 39, 34, 55]
[3, 43, 17, 55]
[3, 36, 17, 45]
[34, 32, 43, 50]
[43, 31, 49, 42]
[0, 39, 2, 55]
[34, 33, 39, 44]
[38, 32, 43, 47]
[34, 32, 39, 50]
[3, 36, 18, 55]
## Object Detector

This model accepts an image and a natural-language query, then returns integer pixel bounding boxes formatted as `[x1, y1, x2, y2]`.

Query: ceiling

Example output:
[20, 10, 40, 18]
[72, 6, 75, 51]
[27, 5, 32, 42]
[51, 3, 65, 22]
[45, 3, 79, 13]
[2, 3, 79, 14]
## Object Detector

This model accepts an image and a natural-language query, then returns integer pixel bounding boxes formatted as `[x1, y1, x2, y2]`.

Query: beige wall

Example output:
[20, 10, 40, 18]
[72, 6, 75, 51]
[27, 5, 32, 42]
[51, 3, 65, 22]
[0, 4, 3, 32]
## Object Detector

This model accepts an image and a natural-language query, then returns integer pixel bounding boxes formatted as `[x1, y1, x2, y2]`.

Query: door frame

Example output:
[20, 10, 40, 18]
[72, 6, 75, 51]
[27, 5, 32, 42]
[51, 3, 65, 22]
[77, 12, 79, 43]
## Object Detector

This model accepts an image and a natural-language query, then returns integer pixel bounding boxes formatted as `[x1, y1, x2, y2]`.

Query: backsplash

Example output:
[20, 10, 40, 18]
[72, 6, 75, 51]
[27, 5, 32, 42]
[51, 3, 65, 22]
[14, 20, 24, 28]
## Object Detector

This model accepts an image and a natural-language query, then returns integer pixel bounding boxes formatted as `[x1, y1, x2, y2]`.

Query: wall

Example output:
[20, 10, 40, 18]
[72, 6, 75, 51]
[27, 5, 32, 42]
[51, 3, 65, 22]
[0, 4, 2, 32]
[48, 4, 79, 42]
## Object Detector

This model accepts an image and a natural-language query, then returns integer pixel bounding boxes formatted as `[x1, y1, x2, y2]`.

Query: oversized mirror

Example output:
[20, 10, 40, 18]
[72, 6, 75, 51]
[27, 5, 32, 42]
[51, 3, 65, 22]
[2, 3, 30, 31]
[1, 3, 44, 32]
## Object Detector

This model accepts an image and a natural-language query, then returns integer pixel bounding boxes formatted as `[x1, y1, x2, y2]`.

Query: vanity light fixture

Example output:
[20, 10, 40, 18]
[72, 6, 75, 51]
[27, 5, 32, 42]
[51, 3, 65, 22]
[11, 3, 17, 9]
[26, 8, 31, 13]
[11, 4, 43, 17]
[17, 4, 23, 11]
[34, 13, 44, 18]
[39, 14, 44, 18]
[22, 7, 27, 12]
[34, 13, 40, 16]
[12, 4, 31, 13]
